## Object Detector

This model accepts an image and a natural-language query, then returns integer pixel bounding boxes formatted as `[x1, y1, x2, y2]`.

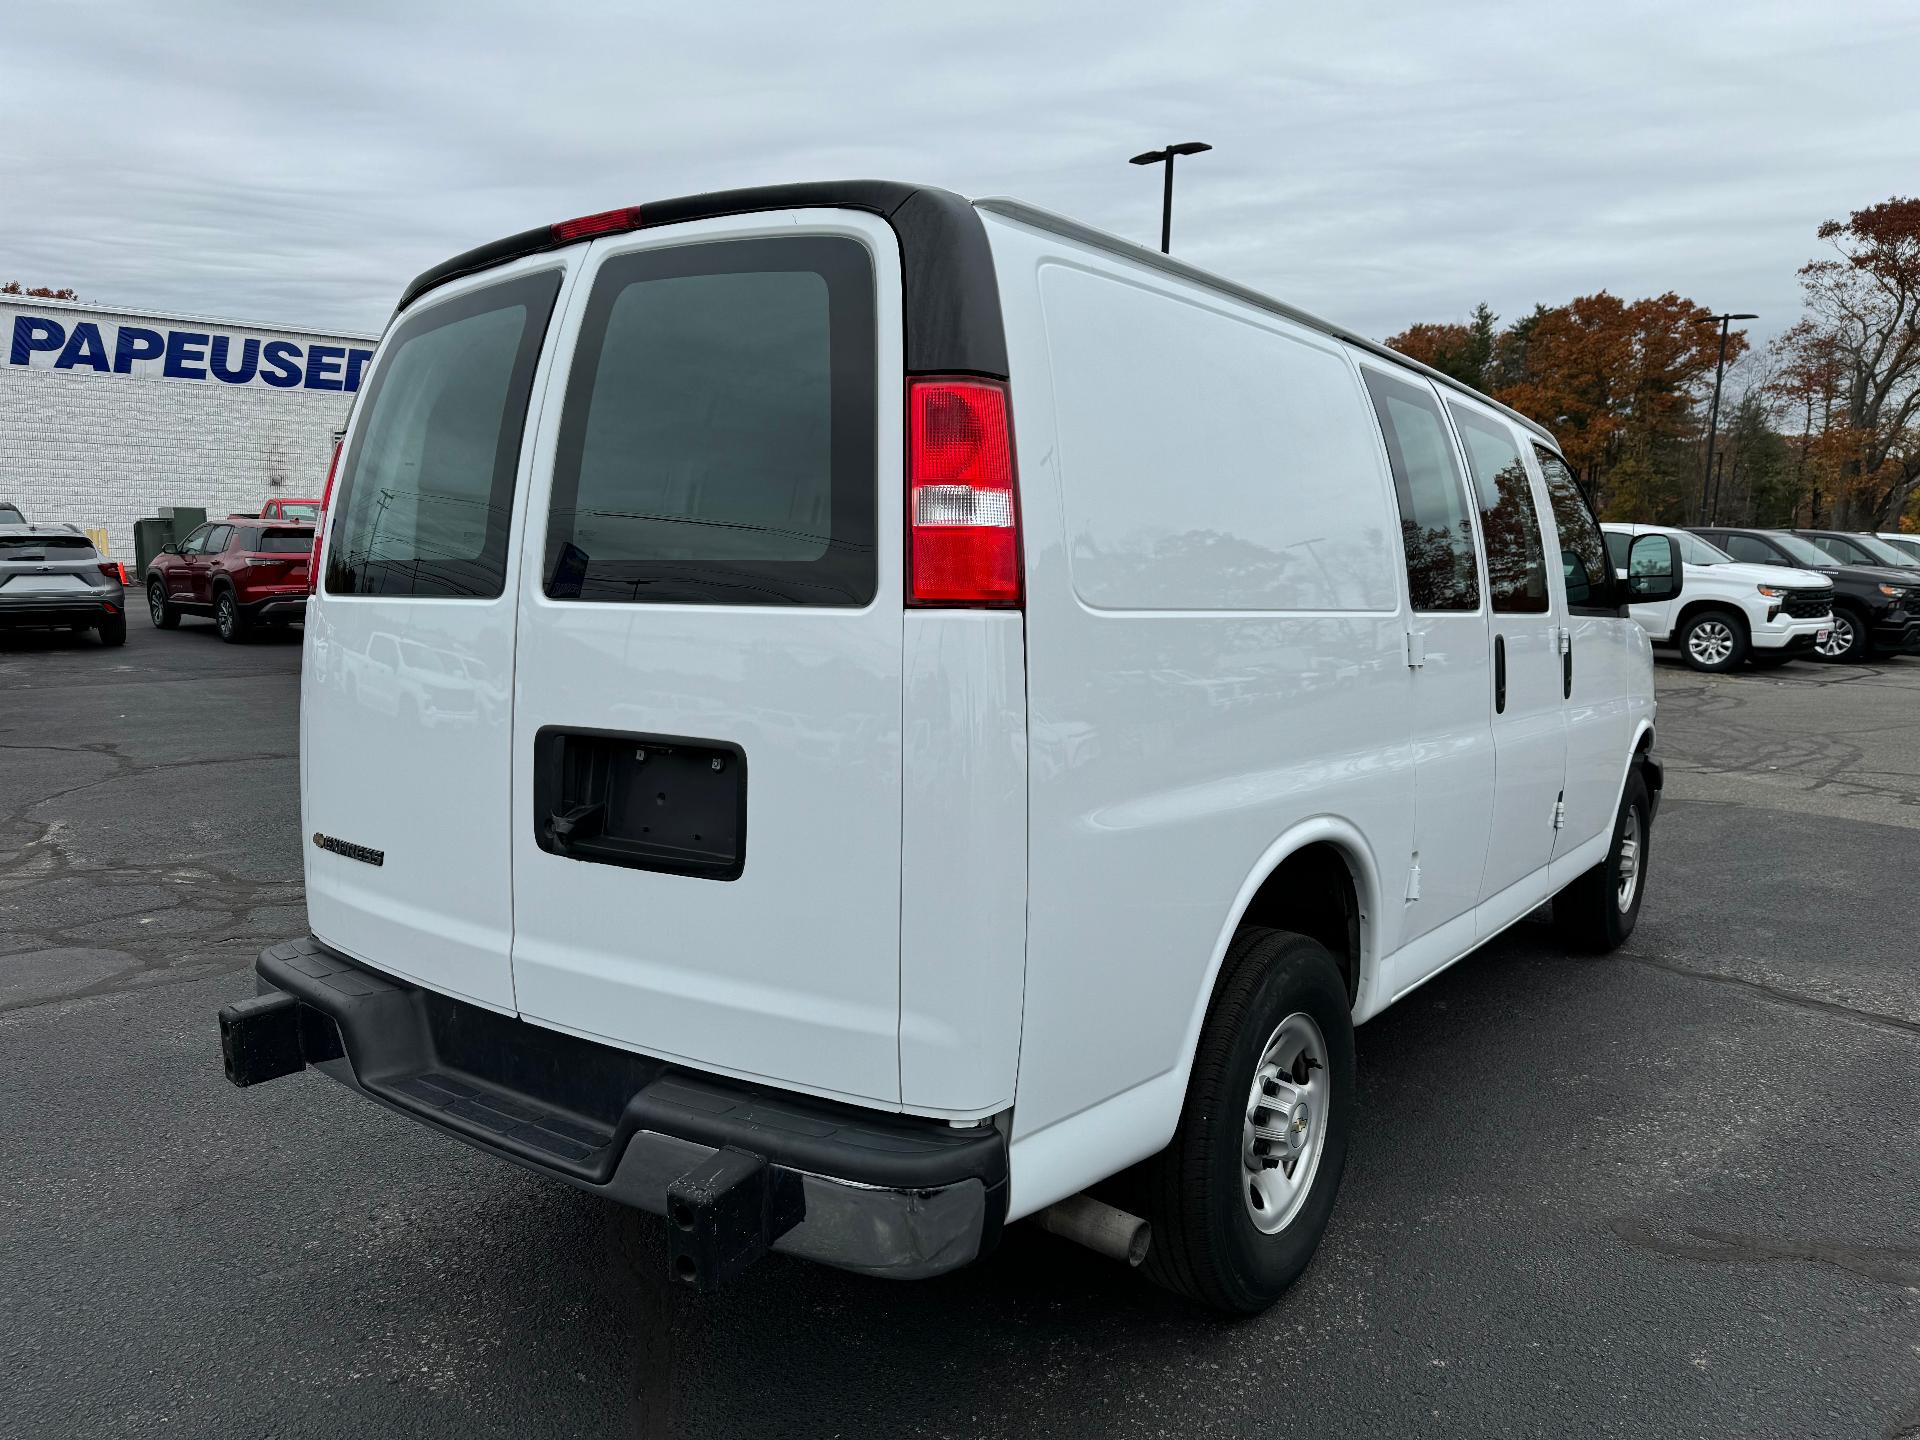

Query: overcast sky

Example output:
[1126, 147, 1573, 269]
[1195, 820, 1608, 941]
[4, 0, 1916, 353]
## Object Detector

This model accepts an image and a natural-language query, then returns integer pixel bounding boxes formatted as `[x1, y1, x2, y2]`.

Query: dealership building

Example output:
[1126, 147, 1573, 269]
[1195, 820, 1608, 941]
[0, 294, 378, 565]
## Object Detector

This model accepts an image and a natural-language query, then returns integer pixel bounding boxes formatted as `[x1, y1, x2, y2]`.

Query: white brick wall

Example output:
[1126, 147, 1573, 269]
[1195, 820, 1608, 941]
[0, 297, 378, 563]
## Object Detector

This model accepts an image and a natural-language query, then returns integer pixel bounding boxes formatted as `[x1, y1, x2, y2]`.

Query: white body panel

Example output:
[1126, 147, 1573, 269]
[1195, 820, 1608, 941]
[1603, 521, 1832, 652]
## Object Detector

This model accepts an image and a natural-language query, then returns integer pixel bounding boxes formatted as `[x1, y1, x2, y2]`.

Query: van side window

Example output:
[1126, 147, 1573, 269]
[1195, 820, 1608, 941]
[1533, 447, 1617, 612]
[1362, 370, 1480, 612]
[1448, 404, 1548, 614]
[1603, 531, 1630, 571]
[326, 270, 562, 599]
[544, 237, 877, 607]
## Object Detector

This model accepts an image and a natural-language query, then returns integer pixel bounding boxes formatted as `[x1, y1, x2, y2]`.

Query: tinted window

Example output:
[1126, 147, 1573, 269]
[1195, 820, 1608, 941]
[1533, 447, 1615, 611]
[327, 270, 561, 598]
[0, 534, 92, 555]
[1883, 535, 1920, 563]
[1364, 371, 1479, 611]
[1720, 534, 1776, 565]
[0, 504, 23, 523]
[1449, 405, 1547, 613]
[258, 528, 311, 554]
[545, 237, 876, 607]
[1807, 534, 1873, 565]
[203, 525, 234, 554]
[1604, 531, 1630, 571]
[1768, 533, 1839, 567]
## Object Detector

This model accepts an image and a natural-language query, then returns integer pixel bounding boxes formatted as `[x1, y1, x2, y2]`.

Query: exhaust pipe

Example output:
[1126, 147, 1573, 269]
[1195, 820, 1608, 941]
[1035, 1194, 1151, 1267]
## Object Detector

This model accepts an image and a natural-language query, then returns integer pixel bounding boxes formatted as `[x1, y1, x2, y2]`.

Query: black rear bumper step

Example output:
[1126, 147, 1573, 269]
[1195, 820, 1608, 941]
[220, 937, 1006, 1281]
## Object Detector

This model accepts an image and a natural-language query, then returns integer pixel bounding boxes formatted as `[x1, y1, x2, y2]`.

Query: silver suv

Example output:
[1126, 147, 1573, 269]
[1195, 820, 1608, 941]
[0, 525, 128, 645]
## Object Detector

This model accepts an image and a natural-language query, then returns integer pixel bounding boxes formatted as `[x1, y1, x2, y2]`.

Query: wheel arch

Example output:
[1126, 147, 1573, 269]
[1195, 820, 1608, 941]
[1165, 819, 1381, 1120]
[1674, 597, 1749, 637]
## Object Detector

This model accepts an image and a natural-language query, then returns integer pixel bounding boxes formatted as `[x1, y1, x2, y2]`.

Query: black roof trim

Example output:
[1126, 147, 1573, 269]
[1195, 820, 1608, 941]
[395, 181, 1008, 378]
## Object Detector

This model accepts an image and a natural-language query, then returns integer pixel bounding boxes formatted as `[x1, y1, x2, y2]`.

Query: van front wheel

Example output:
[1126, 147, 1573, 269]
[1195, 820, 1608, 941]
[1135, 927, 1354, 1314]
[1552, 769, 1651, 953]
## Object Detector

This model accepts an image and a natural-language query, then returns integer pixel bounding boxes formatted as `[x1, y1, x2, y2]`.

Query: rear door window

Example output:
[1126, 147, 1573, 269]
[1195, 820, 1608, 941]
[1363, 370, 1480, 612]
[326, 271, 562, 598]
[1533, 447, 1617, 612]
[543, 236, 877, 607]
[1449, 404, 1548, 614]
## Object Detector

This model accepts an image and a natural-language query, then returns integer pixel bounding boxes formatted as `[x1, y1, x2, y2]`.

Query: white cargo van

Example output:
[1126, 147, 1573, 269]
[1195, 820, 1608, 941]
[219, 182, 1682, 1312]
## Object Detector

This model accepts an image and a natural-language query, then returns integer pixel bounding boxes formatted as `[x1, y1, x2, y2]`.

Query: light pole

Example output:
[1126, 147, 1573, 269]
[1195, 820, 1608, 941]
[1693, 311, 1756, 523]
[1129, 141, 1211, 254]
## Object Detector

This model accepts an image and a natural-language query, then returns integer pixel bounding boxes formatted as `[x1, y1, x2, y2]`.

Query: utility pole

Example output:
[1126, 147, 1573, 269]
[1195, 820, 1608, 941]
[1693, 311, 1756, 523]
[1129, 142, 1212, 254]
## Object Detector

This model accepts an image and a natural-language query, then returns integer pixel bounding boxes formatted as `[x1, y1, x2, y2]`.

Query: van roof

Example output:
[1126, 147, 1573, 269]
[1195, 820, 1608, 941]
[399, 180, 1557, 450]
[973, 197, 1556, 448]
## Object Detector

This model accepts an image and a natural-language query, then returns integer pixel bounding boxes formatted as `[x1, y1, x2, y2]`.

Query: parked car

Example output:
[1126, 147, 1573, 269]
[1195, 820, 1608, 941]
[1873, 532, 1920, 565]
[0, 523, 126, 644]
[1795, 528, 1920, 585]
[0, 501, 25, 524]
[259, 497, 321, 522]
[1601, 522, 1831, 672]
[1692, 527, 1917, 661]
[217, 181, 1683, 1314]
[144, 518, 311, 642]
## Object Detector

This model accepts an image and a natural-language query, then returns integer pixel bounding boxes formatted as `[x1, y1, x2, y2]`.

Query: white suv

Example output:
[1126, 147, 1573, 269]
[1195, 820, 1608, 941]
[1602, 522, 1832, 672]
[218, 182, 1682, 1313]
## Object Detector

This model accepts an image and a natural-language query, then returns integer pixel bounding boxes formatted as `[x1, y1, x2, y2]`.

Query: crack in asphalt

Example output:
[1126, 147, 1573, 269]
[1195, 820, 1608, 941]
[0, 737, 301, 1015]
[1608, 1216, 1920, 1286]
[1615, 948, 1920, 1042]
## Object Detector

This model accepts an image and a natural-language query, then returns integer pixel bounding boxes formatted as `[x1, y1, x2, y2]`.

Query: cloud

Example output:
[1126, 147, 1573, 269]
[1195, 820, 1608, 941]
[3, 0, 1916, 352]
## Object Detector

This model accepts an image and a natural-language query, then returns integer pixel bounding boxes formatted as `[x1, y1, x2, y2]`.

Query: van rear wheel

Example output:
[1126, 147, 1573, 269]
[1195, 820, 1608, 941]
[1134, 927, 1353, 1314]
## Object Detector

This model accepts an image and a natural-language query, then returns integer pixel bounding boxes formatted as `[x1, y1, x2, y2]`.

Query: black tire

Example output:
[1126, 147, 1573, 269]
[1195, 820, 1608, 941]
[1813, 606, 1870, 663]
[97, 613, 127, 647]
[1134, 927, 1354, 1314]
[1553, 768, 1651, 953]
[214, 588, 249, 644]
[1676, 607, 1748, 673]
[147, 580, 180, 630]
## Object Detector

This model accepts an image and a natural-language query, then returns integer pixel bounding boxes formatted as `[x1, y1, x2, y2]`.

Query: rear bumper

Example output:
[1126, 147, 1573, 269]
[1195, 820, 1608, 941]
[243, 593, 308, 621]
[0, 593, 121, 627]
[220, 937, 1006, 1282]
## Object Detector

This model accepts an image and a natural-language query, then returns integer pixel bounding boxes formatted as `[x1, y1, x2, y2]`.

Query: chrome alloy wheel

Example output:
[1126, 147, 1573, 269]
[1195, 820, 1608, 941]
[1814, 615, 1854, 659]
[217, 593, 237, 639]
[1615, 805, 1643, 913]
[1241, 1012, 1330, 1235]
[1686, 617, 1736, 668]
[147, 583, 166, 626]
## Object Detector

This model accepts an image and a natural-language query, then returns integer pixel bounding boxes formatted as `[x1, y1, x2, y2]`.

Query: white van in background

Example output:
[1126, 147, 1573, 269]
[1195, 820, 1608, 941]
[218, 182, 1682, 1313]
[1601, 521, 1832, 672]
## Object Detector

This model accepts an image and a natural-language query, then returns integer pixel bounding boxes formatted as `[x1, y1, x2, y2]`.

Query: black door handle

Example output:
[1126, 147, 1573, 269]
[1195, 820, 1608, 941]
[1562, 634, 1573, 699]
[1494, 634, 1506, 714]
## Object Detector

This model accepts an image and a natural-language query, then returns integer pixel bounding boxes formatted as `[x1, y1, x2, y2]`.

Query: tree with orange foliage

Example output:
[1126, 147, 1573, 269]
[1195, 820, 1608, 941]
[1, 282, 79, 300]
[1390, 293, 1736, 520]
[1787, 198, 1920, 529]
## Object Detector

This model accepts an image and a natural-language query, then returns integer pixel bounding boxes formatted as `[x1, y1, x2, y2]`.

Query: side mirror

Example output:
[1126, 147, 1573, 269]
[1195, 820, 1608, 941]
[160, 543, 178, 555]
[1626, 533, 1683, 604]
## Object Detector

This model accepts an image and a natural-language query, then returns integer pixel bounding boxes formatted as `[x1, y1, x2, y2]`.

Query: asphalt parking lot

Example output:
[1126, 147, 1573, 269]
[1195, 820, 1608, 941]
[4, 626, 1918, 1439]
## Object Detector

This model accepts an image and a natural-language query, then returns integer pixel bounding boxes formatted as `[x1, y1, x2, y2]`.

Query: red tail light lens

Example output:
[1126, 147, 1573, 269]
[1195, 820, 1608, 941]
[309, 441, 341, 595]
[907, 378, 1020, 606]
[550, 206, 644, 243]
[99, 561, 127, 585]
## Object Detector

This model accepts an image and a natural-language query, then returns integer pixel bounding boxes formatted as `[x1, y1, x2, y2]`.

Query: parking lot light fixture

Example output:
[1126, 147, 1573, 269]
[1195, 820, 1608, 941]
[1129, 141, 1211, 254]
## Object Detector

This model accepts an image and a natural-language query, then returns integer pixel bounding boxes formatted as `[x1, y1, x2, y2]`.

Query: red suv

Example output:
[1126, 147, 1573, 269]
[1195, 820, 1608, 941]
[145, 518, 311, 642]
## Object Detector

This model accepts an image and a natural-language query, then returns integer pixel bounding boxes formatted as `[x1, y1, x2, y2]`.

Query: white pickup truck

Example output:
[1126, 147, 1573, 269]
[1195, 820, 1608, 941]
[1602, 522, 1832, 671]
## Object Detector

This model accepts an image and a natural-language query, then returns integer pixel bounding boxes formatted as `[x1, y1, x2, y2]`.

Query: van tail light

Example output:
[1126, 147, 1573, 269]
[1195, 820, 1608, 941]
[907, 378, 1020, 606]
[550, 206, 644, 243]
[309, 440, 341, 595]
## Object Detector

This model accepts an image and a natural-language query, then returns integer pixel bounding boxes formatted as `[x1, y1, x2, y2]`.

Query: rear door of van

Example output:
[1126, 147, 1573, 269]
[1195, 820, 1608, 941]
[506, 213, 909, 1107]
[303, 253, 573, 1011]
